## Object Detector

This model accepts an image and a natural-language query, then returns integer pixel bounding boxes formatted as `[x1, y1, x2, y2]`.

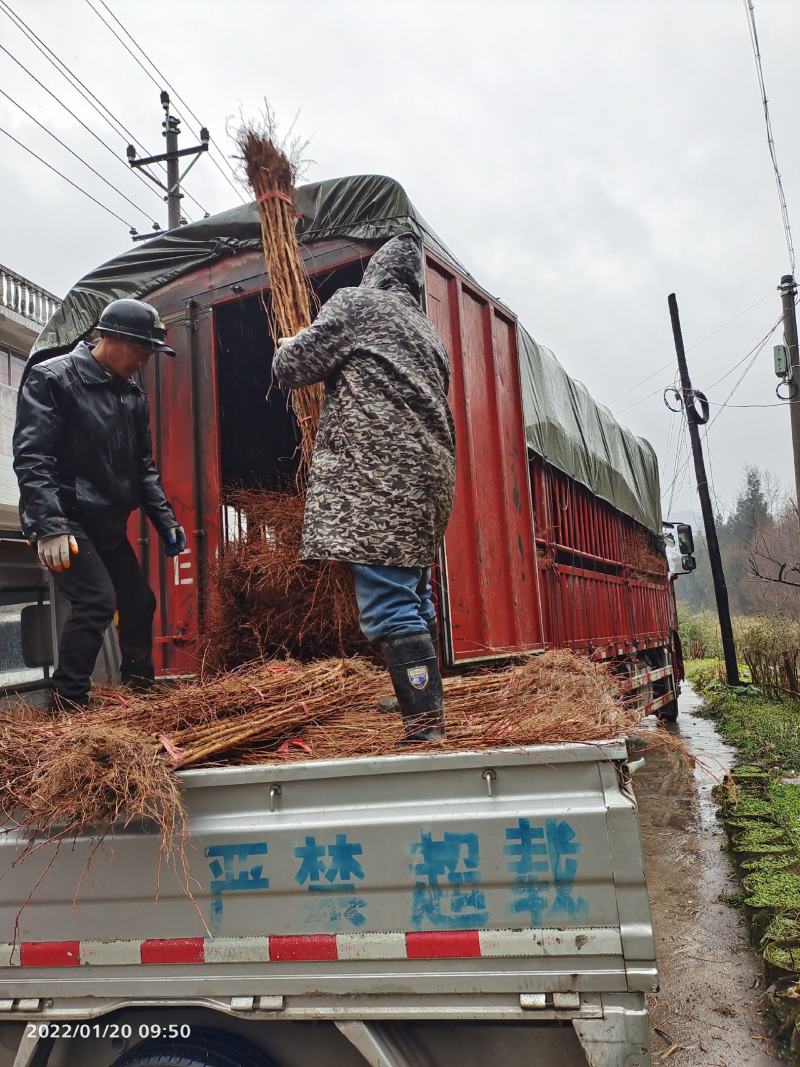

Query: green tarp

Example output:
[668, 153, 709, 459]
[518, 330, 661, 533]
[32, 173, 661, 533]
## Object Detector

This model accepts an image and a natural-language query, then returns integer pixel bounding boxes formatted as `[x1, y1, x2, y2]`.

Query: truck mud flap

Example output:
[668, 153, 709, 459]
[336, 1021, 429, 1067]
[573, 995, 651, 1067]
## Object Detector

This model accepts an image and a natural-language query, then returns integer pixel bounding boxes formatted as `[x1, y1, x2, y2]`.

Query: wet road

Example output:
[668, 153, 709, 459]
[635, 684, 781, 1066]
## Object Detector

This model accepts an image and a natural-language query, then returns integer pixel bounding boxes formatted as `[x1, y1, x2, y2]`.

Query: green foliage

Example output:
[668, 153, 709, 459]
[684, 657, 725, 694]
[674, 465, 777, 617]
[763, 915, 800, 946]
[727, 793, 776, 820]
[764, 942, 800, 974]
[742, 855, 795, 874]
[698, 665, 800, 1055]
[703, 688, 800, 774]
[679, 610, 722, 659]
[744, 871, 800, 910]
[735, 615, 800, 700]
[734, 825, 791, 853]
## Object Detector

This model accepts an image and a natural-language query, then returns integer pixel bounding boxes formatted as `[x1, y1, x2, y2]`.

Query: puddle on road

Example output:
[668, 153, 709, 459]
[636, 684, 781, 1066]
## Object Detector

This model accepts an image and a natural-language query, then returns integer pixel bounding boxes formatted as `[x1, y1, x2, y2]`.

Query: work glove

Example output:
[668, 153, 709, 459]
[164, 525, 187, 558]
[37, 534, 79, 572]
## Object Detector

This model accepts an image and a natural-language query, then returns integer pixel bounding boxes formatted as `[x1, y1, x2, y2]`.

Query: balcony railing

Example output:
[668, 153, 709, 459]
[0, 264, 61, 330]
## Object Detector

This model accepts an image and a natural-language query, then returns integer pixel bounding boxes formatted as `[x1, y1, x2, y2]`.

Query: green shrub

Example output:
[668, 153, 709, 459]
[685, 658, 725, 694]
[734, 615, 800, 701]
[704, 689, 800, 775]
[679, 611, 722, 659]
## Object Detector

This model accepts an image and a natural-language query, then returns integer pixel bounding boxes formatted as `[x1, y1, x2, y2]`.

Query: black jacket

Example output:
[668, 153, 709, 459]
[13, 341, 177, 547]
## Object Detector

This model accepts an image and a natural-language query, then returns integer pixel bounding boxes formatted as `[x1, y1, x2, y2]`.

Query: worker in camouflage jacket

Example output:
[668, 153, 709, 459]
[274, 233, 456, 743]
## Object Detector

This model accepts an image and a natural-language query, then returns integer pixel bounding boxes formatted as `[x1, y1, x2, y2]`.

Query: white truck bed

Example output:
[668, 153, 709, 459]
[0, 742, 655, 1067]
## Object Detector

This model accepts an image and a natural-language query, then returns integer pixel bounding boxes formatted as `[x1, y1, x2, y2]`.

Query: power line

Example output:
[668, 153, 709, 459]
[708, 399, 800, 408]
[0, 0, 207, 218]
[82, 0, 247, 205]
[0, 42, 166, 223]
[661, 316, 781, 504]
[0, 87, 155, 223]
[616, 382, 668, 415]
[705, 312, 784, 392]
[611, 288, 775, 407]
[744, 0, 795, 272]
[0, 124, 132, 227]
[705, 317, 782, 428]
[94, 0, 247, 200]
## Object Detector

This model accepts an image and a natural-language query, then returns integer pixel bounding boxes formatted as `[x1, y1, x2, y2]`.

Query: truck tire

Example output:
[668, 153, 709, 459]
[656, 698, 679, 723]
[112, 1027, 275, 1067]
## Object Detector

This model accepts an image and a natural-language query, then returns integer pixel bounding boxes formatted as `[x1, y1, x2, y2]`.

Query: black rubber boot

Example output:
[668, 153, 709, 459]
[378, 617, 440, 715]
[48, 689, 89, 714]
[380, 630, 446, 743]
[121, 659, 156, 694]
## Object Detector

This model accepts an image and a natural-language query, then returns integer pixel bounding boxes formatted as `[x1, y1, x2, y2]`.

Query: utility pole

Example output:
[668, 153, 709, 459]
[779, 275, 800, 519]
[668, 293, 740, 687]
[126, 92, 209, 239]
[163, 100, 181, 231]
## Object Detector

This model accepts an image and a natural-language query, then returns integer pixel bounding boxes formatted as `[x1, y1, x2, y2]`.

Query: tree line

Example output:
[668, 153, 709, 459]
[675, 466, 799, 620]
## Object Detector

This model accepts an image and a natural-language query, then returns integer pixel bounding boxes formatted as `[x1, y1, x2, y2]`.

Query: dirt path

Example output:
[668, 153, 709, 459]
[635, 684, 781, 1067]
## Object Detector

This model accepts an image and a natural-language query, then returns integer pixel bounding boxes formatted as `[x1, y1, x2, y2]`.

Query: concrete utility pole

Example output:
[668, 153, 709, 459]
[668, 293, 740, 687]
[126, 92, 209, 238]
[779, 274, 800, 519]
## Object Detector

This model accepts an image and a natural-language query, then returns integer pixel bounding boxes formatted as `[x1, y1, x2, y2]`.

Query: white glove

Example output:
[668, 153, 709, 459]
[37, 534, 79, 572]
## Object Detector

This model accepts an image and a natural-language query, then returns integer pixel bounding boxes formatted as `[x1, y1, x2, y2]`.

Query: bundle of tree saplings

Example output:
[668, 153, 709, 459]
[202, 490, 369, 669]
[0, 651, 635, 856]
[199, 109, 363, 665]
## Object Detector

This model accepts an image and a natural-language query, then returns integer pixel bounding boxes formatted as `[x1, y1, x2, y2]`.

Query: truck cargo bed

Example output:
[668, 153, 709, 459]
[0, 741, 656, 1067]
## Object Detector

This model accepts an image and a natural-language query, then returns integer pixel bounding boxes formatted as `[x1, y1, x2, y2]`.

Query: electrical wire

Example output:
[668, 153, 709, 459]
[610, 288, 776, 407]
[659, 315, 781, 507]
[0, 0, 208, 218]
[704, 312, 783, 392]
[707, 399, 800, 408]
[0, 88, 155, 223]
[0, 43, 165, 223]
[616, 382, 669, 415]
[705, 317, 782, 429]
[82, 0, 247, 204]
[94, 0, 247, 198]
[744, 0, 795, 272]
[0, 124, 132, 227]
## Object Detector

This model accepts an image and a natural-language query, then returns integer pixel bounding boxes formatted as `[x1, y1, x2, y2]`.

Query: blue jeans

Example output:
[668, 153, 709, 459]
[350, 564, 436, 643]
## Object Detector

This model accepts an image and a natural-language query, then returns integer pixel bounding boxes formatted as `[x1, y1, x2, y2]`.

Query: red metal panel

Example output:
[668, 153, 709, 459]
[425, 257, 543, 661]
[129, 306, 221, 674]
[134, 236, 674, 672]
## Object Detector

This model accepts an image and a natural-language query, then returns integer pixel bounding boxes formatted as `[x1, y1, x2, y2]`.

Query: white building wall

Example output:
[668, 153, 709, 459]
[0, 384, 18, 528]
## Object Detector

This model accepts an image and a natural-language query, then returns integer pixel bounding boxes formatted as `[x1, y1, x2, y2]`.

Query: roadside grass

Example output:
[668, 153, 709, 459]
[689, 661, 800, 1059]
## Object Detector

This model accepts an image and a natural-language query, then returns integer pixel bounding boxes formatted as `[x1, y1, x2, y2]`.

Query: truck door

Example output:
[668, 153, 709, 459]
[425, 255, 544, 663]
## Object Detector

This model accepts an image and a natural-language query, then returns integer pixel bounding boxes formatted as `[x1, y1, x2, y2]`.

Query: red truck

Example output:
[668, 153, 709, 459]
[28, 173, 688, 717]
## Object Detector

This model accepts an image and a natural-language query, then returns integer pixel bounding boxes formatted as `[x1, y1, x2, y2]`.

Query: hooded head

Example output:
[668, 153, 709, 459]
[360, 233, 423, 302]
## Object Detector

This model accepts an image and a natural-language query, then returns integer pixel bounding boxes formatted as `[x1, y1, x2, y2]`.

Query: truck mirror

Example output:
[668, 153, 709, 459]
[681, 554, 697, 573]
[676, 523, 694, 556]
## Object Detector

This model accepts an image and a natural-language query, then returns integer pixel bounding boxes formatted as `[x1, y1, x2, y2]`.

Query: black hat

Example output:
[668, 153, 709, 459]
[97, 299, 176, 356]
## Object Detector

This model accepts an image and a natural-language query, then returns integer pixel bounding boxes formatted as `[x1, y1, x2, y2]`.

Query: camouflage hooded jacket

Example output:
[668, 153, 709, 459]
[273, 233, 456, 567]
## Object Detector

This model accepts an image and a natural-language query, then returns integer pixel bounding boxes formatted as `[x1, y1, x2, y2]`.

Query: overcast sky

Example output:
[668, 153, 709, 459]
[3, 0, 799, 523]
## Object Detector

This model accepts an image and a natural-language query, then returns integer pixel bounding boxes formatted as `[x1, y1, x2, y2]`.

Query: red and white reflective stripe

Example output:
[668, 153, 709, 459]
[0, 928, 621, 968]
[642, 691, 675, 714]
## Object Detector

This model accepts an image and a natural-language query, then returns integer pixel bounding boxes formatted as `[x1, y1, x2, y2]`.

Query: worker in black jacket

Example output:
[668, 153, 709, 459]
[13, 299, 185, 709]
